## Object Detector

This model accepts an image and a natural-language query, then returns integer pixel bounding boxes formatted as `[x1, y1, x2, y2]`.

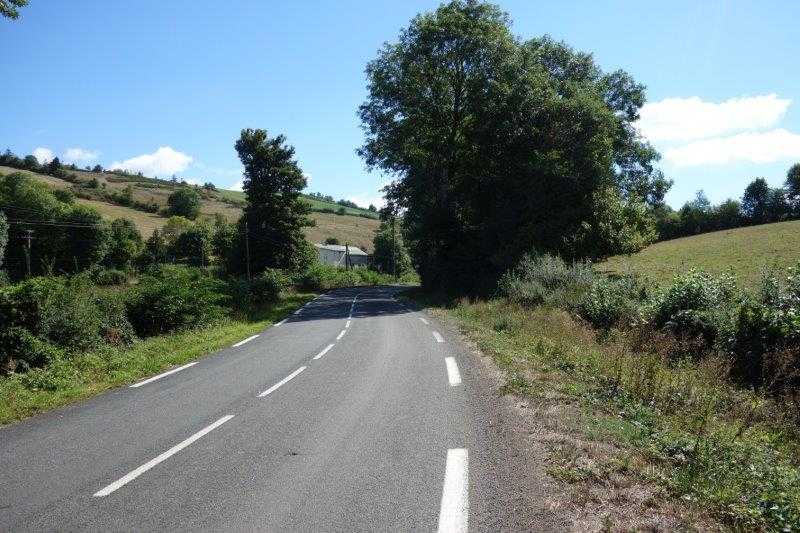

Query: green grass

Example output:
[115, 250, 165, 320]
[0, 292, 314, 425]
[410, 293, 800, 530]
[599, 219, 800, 288]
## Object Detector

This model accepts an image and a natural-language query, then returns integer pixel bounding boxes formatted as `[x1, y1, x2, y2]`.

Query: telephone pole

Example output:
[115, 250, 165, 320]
[345, 242, 351, 270]
[244, 221, 252, 281]
[22, 229, 33, 278]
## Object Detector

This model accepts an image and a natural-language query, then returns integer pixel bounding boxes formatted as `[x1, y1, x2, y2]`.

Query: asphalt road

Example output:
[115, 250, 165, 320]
[0, 286, 515, 531]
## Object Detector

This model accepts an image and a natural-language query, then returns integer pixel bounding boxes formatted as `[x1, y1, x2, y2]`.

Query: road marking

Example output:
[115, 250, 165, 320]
[418, 317, 429, 325]
[93, 415, 234, 497]
[274, 318, 287, 327]
[293, 309, 302, 315]
[232, 334, 259, 348]
[437, 448, 469, 533]
[258, 366, 306, 397]
[432, 331, 445, 343]
[336, 329, 346, 341]
[444, 357, 462, 386]
[348, 295, 358, 319]
[313, 343, 335, 360]
[345, 320, 351, 329]
[129, 362, 197, 388]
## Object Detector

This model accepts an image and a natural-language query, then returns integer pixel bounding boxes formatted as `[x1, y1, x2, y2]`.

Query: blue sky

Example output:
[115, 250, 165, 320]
[1, 0, 799, 209]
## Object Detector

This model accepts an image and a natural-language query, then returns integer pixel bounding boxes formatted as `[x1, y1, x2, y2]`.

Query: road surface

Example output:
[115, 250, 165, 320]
[0, 286, 518, 531]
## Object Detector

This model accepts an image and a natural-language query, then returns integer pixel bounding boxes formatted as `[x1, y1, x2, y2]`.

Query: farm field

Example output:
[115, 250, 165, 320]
[598, 219, 800, 288]
[0, 166, 380, 251]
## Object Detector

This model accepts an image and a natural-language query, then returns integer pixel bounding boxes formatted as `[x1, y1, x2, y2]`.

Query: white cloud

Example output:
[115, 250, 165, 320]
[110, 146, 193, 177]
[33, 147, 54, 164]
[229, 180, 244, 191]
[637, 94, 790, 142]
[63, 147, 99, 163]
[664, 129, 800, 167]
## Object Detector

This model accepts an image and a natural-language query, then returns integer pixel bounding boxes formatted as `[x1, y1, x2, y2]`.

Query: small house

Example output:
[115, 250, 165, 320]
[314, 243, 370, 267]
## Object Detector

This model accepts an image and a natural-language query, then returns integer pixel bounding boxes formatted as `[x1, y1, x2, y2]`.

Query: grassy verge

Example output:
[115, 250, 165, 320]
[409, 292, 800, 530]
[0, 292, 314, 425]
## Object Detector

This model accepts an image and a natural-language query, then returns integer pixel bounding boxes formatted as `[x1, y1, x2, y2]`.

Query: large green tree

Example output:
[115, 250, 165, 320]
[785, 163, 800, 215]
[167, 188, 201, 220]
[372, 218, 412, 275]
[358, 0, 666, 292]
[231, 129, 312, 274]
[741, 178, 771, 224]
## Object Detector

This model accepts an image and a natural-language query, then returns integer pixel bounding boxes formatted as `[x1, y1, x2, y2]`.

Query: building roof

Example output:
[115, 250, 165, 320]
[314, 243, 369, 256]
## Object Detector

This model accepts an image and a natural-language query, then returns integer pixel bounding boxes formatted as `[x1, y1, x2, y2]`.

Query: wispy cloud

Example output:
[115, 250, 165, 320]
[33, 147, 54, 164]
[664, 129, 800, 167]
[637, 94, 791, 143]
[110, 146, 193, 177]
[63, 147, 99, 163]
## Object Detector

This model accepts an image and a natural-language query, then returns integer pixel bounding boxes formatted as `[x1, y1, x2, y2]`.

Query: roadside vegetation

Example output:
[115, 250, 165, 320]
[415, 254, 800, 530]
[0, 130, 416, 425]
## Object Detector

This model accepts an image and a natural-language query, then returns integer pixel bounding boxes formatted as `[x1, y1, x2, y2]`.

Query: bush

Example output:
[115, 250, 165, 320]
[0, 277, 66, 334]
[650, 270, 738, 346]
[577, 276, 647, 329]
[167, 188, 201, 219]
[249, 269, 288, 305]
[498, 253, 596, 308]
[0, 327, 62, 373]
[90, 267, 129, 286]
[126, 266, 228, 336]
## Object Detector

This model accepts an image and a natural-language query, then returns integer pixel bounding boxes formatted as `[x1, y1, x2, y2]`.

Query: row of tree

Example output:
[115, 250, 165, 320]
[656, 164, 800, 240]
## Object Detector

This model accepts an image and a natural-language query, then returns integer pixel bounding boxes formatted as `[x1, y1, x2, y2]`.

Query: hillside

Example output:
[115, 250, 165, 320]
[598, 219, 800, 287]
[0, 166, 380, 252]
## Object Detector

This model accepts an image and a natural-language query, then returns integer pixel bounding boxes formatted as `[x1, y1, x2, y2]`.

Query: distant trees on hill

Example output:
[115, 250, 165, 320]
[655, 162, 800, 241]
[167, 188, 201, 219]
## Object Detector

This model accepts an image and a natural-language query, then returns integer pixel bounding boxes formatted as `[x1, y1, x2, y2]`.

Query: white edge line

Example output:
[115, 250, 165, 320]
[437, 448, 469, 533]
[418, 317, 429, 325]
[274, 318, 287, 327]
[232, 334, 259, 348]
[129, 362, 198, 388]
[93, 415, 234, 497]
[258, 366, 306, 397]
[336, 329, 346, 341]
[313, 344, 335, 360]
[444, 357, 462, 386]
[433, 331, 445, 343]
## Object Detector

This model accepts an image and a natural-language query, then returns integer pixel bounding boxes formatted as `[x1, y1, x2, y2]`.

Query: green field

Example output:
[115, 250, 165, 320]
[599, 219, 800, 288]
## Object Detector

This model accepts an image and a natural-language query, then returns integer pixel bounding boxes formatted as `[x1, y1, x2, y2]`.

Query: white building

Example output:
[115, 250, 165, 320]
[315, 243, 370, 267]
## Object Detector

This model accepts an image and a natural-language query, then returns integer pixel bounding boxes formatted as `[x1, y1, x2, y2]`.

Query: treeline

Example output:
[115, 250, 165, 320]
[656, 163, 800, 240]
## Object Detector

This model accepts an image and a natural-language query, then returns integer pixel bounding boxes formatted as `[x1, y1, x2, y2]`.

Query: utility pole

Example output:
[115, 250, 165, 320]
[244, 221, 251, 281]
[345, 242, 351, 270]
[22, 229, 33, 278]
[391, 216, 398, 281]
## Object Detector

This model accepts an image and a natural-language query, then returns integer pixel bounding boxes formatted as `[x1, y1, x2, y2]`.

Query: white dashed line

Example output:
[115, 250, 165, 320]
[437, 448, 469, 533]
[232, 334, 259, 348]
[258, 366, 307, 398]
[129, 362, 197, 388]
[418, 317, 429, 325]
[432, 331, 445, 343]
[444, 357, 462, 386]
[93, 415, 234, 497]
[313, 344, 335, 360]
[345, 320, 351, 329]
[336, 329, 346, 341]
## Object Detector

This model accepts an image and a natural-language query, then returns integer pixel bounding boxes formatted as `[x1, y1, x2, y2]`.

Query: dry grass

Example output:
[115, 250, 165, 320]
[1, 166, 380, 247]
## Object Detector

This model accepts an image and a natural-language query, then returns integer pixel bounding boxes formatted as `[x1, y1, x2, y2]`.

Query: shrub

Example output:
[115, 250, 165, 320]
[126, 266, 228, 336]
[91, 267, 129, 286]
[249, 269, 288, 305]
[0, 277, 66, 334]
[498, 253, 596, 308]
[649, 270, 738, 346]
[167, 188, 201, 219]
[577, 276, 647, 329]
[0, 327, 62, 373]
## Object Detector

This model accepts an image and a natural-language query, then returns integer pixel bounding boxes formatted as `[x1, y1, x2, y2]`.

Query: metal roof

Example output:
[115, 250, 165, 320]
[314, 243, 369, 256]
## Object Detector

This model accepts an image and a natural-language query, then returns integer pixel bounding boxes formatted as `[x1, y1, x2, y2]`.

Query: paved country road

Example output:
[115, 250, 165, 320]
[0, 286, 543, 532]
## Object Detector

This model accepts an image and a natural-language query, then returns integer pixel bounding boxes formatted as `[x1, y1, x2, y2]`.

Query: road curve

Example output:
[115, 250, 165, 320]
[0, 286, 506, 531]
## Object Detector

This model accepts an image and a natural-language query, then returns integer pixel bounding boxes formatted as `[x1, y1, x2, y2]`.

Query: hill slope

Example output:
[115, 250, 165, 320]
[0, 166, 380, 252]
[599, 219, 800, 287]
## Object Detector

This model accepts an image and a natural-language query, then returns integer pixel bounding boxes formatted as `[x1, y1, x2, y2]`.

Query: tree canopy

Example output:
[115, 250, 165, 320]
[167, 188, 201, 220]
[231, 129, 313, 274]
[358, 0, 667, 292]
[0, 0, 27, 20]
